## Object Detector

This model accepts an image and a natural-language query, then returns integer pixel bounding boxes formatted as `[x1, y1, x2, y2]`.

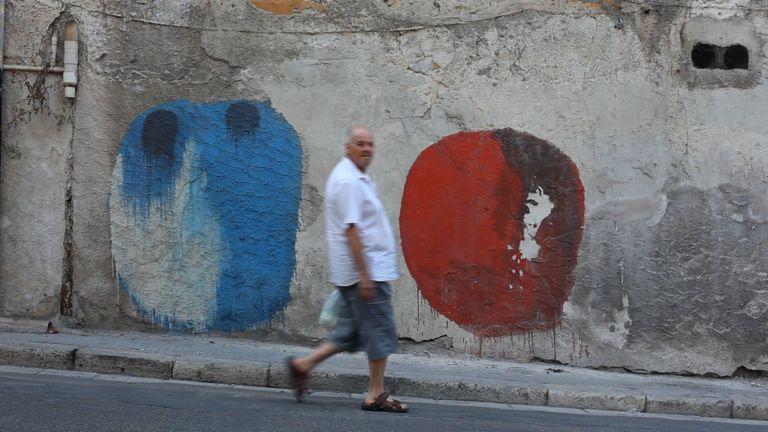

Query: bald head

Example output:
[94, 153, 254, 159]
[346, 126, 373, 145]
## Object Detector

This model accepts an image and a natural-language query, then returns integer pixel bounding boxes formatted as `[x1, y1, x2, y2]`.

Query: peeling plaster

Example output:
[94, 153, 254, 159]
[690, 0, 751, 18]
[249, 0, 325, 16]
[578, 0, 622, 11]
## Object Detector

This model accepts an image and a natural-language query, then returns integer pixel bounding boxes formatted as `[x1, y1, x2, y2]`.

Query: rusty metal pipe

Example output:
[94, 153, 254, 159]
[2, 64, 64, 73]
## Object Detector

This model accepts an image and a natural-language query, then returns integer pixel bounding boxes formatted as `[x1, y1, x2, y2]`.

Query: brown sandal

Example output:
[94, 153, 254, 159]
[285, 356, 308, 402]
[361, 392, 409, 413]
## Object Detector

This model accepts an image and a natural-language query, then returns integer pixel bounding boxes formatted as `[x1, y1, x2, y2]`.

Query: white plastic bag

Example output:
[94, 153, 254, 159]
[318, 289, 341, 328]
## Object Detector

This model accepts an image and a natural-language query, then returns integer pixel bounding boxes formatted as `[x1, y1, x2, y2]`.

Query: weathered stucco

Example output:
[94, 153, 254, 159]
[2, 0, 768, 376]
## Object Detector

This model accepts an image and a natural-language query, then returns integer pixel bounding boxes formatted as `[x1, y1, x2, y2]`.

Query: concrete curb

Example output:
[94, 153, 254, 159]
[645, 395, 733, 418]
[547, 388, 645, 412]
[271, 366, 377, 394]
[0, 341, 75, 370]
[393, 376, 547, 406]
[733, 398, 768, 421]
[173, 358, 270, 387]
[1, 343, 766, 421]
[74, 348, 175, 379]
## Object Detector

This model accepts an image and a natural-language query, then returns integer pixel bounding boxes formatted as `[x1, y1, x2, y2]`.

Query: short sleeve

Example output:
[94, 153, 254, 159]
[336, 180, 364, 226]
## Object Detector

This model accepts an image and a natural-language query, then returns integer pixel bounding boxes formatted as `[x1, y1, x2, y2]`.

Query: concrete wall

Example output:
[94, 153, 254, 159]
[2, 0, 768, 376]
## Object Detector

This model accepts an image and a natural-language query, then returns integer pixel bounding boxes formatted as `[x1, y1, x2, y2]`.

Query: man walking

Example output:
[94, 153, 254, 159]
[286, 126, 408, 413]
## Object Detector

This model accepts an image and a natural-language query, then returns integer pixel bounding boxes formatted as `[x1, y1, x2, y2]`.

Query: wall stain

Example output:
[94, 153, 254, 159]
[4, 142, 22, 160]
[569, 185, 768, 373]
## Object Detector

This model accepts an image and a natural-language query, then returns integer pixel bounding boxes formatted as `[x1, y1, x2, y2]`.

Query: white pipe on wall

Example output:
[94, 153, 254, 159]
[62, 22, 78, 99]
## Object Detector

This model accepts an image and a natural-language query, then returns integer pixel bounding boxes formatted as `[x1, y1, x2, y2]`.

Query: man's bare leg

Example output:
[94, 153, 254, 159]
[365, 357, 387, 404]
[291, 342, 342, 374]
[364, 357, 408, 409]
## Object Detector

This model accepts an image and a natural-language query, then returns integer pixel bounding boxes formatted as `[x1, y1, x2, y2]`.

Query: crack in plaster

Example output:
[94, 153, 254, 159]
[394, 33, 450, 91]
[200, 44, 245, 70]
[399, 334, 451, 344]
[59, 105, 76, 318]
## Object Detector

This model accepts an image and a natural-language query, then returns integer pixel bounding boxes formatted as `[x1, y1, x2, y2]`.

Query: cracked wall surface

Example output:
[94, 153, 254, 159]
[2, 0, 768, 375]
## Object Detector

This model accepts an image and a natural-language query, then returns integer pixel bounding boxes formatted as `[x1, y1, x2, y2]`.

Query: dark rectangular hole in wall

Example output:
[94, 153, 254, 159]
[692, 43, 718, 69]
[724, 44, 749, 69]
[692, 43, 749, 70]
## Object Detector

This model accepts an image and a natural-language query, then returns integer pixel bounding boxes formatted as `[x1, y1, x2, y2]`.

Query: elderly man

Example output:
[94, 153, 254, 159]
[286, 126, 407, 413]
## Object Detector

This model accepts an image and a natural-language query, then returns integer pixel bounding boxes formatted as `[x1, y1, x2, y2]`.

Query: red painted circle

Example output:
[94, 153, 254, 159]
[400, 130, 584, 337]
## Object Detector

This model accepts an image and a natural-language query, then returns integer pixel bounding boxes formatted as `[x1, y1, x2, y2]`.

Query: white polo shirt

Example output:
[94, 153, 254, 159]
[325, 157, 399, 286]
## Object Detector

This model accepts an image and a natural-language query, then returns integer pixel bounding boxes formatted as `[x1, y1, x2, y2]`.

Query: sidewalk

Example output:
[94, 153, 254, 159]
[0, 318, 766, 421]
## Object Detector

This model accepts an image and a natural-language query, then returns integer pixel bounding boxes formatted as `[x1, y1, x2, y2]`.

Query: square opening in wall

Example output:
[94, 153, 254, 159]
[682, 18, 760, 89]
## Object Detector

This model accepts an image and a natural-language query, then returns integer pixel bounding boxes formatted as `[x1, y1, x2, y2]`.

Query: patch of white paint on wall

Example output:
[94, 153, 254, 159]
[646, 194, 668, 227]
[612, 294, 632, 349]
[561, 294, 632, 350]
[519, 186, 554, 260]
[110, 139, 223, 331]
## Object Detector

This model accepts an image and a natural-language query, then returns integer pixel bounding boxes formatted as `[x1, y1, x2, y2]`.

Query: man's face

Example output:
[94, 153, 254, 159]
[346, 128, 374, 172]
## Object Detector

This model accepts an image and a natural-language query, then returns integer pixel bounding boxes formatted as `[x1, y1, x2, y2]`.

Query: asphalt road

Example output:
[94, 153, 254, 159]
[0, 368, 765, 432]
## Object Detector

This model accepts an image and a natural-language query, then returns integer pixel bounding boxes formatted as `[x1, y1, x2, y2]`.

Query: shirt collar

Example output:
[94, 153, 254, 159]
[342, 156, 370, 181]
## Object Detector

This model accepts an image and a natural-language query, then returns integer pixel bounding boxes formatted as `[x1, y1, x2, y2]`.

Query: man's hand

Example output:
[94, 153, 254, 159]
[358, 276, 375, 302]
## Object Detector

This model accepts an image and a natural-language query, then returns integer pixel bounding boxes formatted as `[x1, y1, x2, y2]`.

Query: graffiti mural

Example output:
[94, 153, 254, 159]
[400, 129, 584, 337]
[110, 100, 302, 332]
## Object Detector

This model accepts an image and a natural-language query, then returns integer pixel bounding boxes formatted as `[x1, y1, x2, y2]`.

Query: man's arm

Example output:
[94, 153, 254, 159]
[345, 224, 375, 302]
